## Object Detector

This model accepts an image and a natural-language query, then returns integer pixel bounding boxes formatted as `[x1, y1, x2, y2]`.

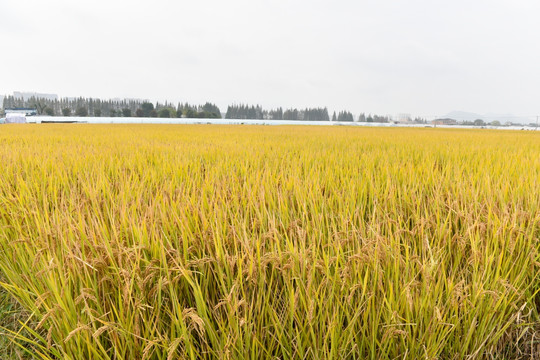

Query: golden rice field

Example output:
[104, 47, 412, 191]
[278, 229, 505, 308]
[0, 125, 539, 359]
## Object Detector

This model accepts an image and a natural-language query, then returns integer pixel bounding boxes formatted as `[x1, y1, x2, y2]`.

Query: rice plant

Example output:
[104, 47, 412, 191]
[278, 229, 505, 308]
[0, 125, 539, 359]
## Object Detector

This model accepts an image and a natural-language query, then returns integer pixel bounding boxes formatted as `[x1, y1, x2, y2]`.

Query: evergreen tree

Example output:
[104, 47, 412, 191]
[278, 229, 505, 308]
[75, 107, 88, 117]
[141, 102, 154, 117]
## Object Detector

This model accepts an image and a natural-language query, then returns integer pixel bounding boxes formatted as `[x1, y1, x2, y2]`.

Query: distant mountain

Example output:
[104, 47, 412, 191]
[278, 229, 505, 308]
[442, 111, 532, 124]
[443, 111, 484, 121]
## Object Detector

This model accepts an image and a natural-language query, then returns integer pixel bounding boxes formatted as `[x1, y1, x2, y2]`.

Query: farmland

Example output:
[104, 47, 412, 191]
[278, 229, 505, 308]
[0, 125, 539, 359]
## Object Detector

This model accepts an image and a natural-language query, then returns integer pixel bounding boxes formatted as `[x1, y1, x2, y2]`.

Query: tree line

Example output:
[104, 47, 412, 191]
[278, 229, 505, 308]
[226, 105, 355, 121]
[225, 105, 332, 121]
[1, 96, 222, 119]
[2, 95, 410, 123]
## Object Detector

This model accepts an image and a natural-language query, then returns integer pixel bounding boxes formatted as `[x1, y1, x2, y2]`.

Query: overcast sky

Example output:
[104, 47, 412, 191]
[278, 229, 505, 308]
[2, 0, 540, 119]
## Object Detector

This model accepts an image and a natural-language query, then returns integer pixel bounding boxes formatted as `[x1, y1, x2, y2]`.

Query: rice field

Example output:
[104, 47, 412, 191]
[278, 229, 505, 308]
[0, 125, 539, 359]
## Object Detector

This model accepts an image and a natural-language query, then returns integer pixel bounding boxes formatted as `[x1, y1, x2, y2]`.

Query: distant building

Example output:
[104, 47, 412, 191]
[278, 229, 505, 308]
[13, 92, 58, 101]
[396, 113, 412, 123]
[5, 108, 37, 116]
[432, 118, 458, 126]
[5, 112, 27, 123]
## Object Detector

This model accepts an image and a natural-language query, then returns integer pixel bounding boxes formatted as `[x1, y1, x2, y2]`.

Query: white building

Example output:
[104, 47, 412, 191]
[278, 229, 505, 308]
[5, 108, 37, 116]
[3, 108, 38, 123]
[5, 112, 27, 123]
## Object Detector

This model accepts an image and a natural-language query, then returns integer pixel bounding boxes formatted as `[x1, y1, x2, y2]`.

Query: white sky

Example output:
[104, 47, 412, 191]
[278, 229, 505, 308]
[2, 0, 540, 119]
